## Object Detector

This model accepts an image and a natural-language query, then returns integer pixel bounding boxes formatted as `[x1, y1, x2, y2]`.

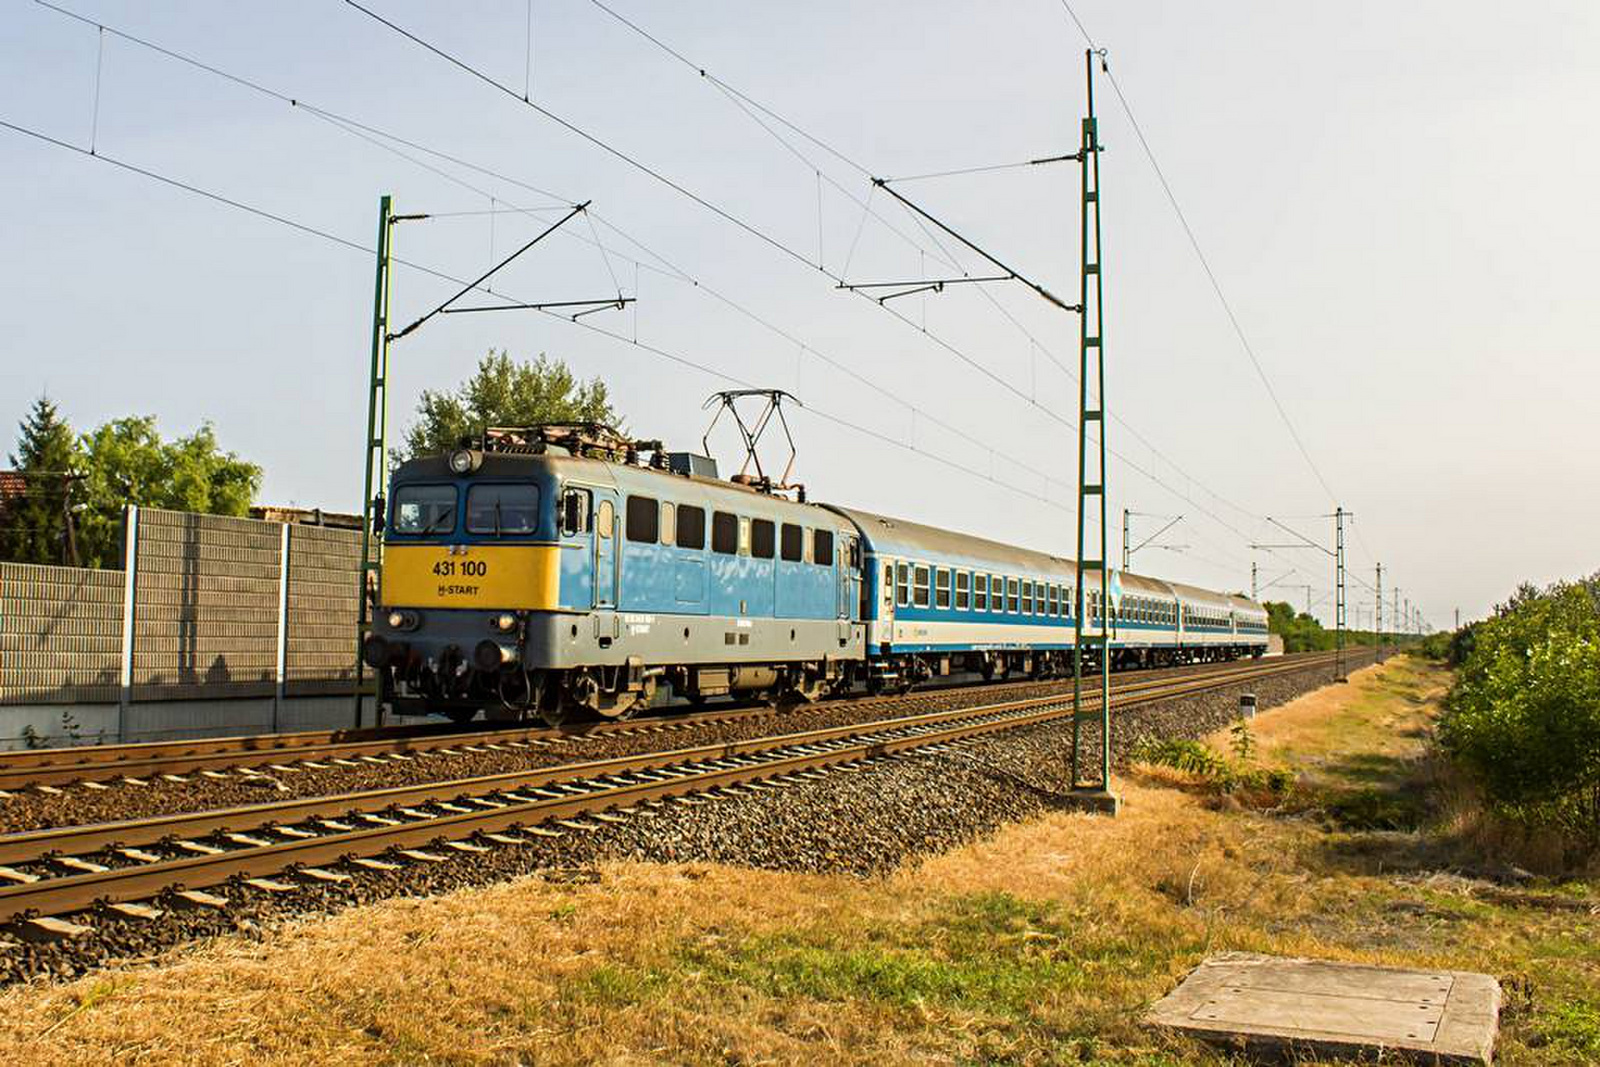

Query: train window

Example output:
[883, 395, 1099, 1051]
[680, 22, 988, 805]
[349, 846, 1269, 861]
[596, 500, 614, 539]
[780, 523, 803, 562]
[660, 503, 676, 546]
[1007, 578, 1019, 613]
[751, 519, 776, 559]
[711, 511, 737, 554]
[1047, 584, 1058, 616]
[955, 571, 970, 610]
[677, 505, 706, 550]
[466, 483, 539, 535]
[935, 568, 951, 609]
[559, 488, 591, 536]
[625, 496, 659, 543]
[913, 565, 930, 608]
[813, 529, 834, 566]
[392, 484, 457, 535]
[896, 562, 910, 606]
[739, 517, 751, 555]
[975, 574, 988, 611]
[1021, 580, 1033, 614]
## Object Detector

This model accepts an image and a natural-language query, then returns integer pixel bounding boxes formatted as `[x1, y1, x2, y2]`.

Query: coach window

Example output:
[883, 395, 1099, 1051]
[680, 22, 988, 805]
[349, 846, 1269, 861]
[975, 574, 988, 611]
[677, 505, 706, 550]
[913, 565, 931, 608]
[625, 496, 659, 543]
[1047, 584, 1058, 617]
[393, 484, 457, 535]
[934, 568, 951, 609]
[813, 528, 834, 567]
[751, 519, 776, 559]
[1007, 577, 1020, 613]
[955, 571, 970, 610]
[711, 511, 737, 554]
[780, 523, 803, 562]
[1021, 580, 1033, 615]
[896, 562, 910, 606]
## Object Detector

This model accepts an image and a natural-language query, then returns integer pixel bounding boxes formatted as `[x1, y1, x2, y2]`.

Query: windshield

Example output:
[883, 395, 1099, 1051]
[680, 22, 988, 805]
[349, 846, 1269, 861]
[467, 483, 540, 535]
[392, 484, 457, 535]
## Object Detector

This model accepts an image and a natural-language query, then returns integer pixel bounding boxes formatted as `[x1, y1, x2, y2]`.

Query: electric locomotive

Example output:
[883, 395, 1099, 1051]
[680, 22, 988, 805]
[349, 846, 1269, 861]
[362, 424, 865, 725]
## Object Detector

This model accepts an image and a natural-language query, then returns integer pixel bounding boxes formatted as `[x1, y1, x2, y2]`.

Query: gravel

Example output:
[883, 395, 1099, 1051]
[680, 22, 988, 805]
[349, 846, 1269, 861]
[0, 664, 1234, 833]
[0, 654, 1365, 987]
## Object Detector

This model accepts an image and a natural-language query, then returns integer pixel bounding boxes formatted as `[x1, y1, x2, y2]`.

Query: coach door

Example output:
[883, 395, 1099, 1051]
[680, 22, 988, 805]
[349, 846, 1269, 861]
[592, 490, 618, 609]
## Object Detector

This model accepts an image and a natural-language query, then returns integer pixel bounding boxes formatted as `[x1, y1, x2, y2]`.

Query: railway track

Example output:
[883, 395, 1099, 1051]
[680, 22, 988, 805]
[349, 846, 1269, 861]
[0, 654, 1333, 793]
[0, 651, 1350, 935]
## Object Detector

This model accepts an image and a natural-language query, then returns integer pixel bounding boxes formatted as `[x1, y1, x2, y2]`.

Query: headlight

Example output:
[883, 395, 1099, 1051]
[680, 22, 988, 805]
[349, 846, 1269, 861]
[448, 448, 480, 475]
[387, 609, 420, 631]
[490, 612, 518, 633]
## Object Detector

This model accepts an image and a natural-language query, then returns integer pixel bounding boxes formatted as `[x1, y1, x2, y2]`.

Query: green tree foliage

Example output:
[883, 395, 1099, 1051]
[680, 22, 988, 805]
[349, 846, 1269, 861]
[402, 351, 619, 459]
[0, 395, 80, 565]
[1262, 599, 1382, 652]
[74, 417, 260, 567]
[1438, 576, 1600, 847]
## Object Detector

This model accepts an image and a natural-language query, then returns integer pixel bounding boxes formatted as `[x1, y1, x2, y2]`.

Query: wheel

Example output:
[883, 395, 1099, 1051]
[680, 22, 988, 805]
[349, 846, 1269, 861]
[444, 707, 478, 726]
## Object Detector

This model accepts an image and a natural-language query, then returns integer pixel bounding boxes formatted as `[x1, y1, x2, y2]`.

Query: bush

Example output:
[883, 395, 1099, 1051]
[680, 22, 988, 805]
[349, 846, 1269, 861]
[1437, 576, 1600, 850]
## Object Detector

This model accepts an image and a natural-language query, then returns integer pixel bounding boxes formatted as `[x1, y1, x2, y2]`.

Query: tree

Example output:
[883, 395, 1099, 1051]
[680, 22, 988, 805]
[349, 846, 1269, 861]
[74, 417, 261, 568]
[1438, 574, 1600, 847]
[402, 351, 620, 459]
[0, 395, 81, 565]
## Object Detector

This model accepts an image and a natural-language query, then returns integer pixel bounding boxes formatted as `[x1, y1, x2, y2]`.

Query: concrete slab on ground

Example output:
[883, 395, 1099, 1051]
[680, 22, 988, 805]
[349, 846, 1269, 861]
[1146, 952, 1500, 1064]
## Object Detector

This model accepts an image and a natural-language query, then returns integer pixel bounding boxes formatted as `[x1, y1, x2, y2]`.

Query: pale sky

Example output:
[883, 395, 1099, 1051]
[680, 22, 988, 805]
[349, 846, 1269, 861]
[3, 0, 1597, 629]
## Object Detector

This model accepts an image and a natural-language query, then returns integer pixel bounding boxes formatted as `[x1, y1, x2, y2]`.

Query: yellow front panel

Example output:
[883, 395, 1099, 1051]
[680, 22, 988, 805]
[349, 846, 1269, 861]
[382, 544, 560, 610]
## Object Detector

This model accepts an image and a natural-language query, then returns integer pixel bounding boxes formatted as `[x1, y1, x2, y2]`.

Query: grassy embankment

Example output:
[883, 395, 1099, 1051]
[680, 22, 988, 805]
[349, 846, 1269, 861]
[0, 657, 1596, 1064]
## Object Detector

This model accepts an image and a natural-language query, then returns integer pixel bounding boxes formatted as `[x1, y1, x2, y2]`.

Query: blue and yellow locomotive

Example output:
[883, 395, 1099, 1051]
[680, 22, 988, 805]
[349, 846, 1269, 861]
[361, 424, 1268, 725]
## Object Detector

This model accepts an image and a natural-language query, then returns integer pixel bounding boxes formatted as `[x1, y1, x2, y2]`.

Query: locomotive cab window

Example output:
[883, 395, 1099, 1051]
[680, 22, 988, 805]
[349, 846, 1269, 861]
[711, 511, 737, 554]
[466, 483, 539, 535]
[780, 523, 803, 562]
[751, 519, 776, 559]
[813, 529, 834, 567]
[392, 484, 457, 535]
[625, 496, 659, 543]
[677, 505, 706, 550]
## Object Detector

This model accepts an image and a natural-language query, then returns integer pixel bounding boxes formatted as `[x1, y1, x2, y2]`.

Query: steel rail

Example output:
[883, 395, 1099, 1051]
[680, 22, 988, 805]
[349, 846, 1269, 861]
[0, 651, 1360, 923]
[0, 655, 1322, 790]
[0, 656, 1318, 864]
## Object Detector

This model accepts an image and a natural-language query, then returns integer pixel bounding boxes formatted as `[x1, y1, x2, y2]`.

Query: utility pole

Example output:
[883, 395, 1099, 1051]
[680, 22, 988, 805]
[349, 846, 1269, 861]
[1455, 607, 1460, 631]
[1069, 48, 1117, 812]
[1404, 597, 1410, 640]
[354, 194, 395, 730]
[1375, 562, 1384, 662]
[1255, 510, 1348, 679]
[1334, 506, 1347, 680]
[1251, 561, 1258, 602]
[1122, 508, 1129, 571]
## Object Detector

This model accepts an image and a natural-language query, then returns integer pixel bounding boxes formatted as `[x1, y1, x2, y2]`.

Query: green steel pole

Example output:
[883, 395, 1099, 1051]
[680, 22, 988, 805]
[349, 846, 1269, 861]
[354, 194, 394, 729]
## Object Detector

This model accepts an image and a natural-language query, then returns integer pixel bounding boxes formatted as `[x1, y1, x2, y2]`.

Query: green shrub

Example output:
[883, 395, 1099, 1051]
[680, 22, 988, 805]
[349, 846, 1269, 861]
[1438, 576, 1600, 848]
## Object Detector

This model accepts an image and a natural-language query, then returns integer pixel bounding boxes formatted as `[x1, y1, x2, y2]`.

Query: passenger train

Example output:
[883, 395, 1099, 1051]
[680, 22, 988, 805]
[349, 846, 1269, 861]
[361, 424, 1269, 725]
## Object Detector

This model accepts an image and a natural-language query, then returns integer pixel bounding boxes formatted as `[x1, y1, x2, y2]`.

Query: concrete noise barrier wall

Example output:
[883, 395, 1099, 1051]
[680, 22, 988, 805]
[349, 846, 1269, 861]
[0, 507, 362, 715]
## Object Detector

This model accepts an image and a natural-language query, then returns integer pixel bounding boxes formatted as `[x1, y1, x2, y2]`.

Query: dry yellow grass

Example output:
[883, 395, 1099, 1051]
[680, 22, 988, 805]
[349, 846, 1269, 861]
[0, 658, 1594, 1065]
